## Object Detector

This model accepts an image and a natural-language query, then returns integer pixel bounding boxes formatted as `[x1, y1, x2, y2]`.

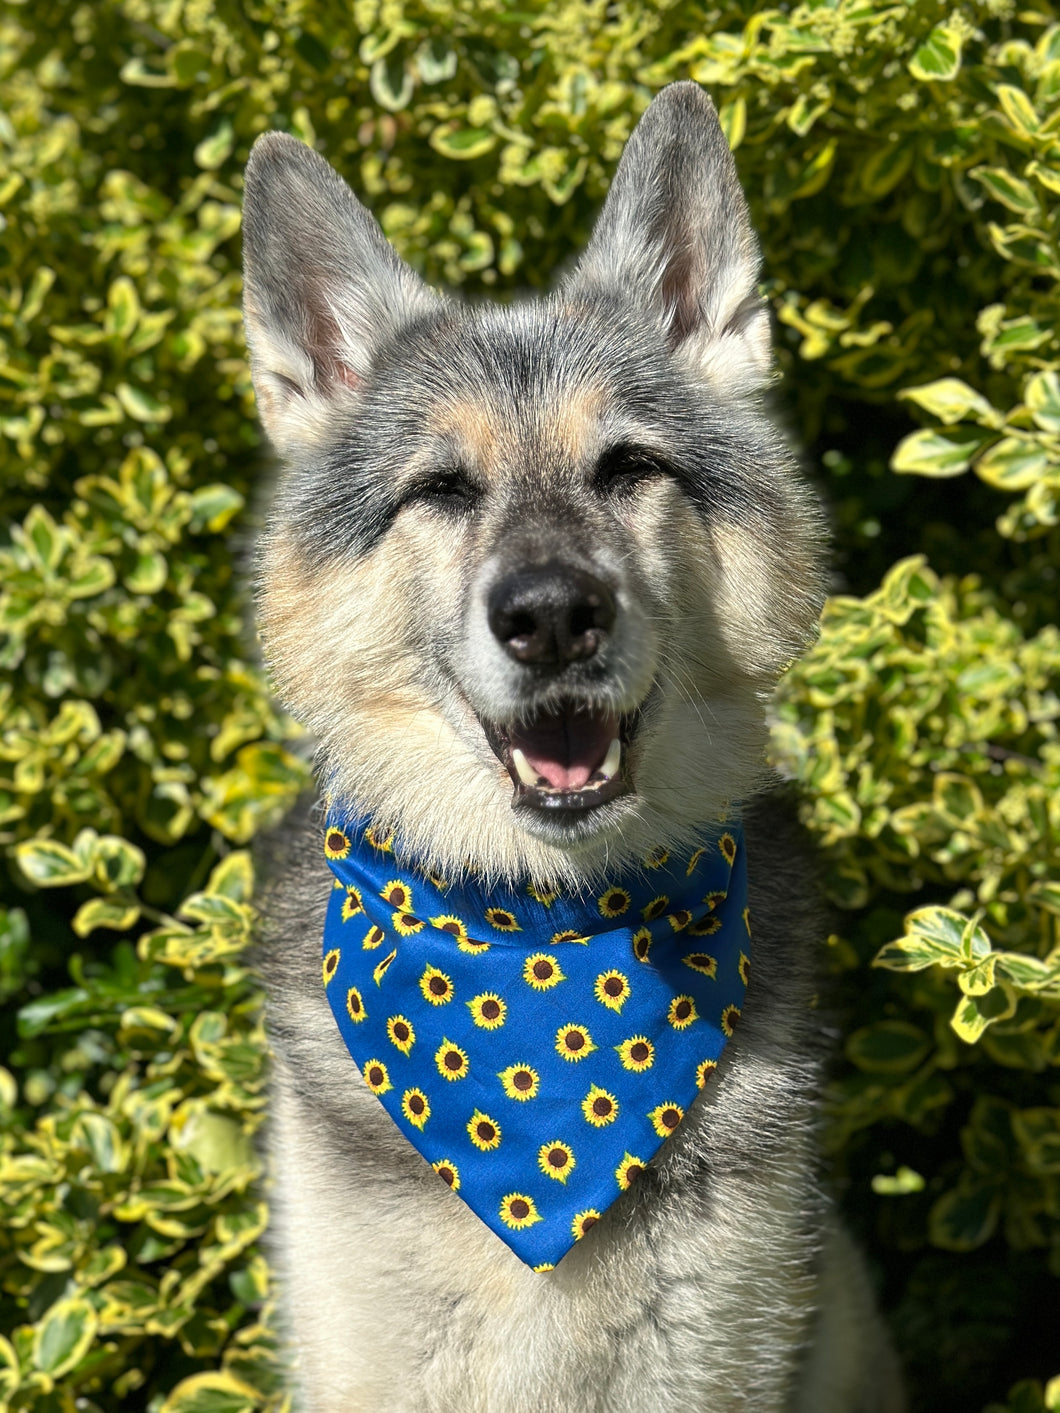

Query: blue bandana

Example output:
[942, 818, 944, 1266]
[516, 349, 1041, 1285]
[320, 813, 749, 1270]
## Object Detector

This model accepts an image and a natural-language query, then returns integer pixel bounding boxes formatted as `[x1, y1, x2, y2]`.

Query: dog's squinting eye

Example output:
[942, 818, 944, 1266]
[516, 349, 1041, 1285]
[592, 444, 670, 496]
[400, 470, 483, 514]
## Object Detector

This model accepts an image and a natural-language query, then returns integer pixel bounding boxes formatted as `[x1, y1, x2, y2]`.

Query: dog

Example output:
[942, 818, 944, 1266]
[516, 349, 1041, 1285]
[243, 81, 905, 1411]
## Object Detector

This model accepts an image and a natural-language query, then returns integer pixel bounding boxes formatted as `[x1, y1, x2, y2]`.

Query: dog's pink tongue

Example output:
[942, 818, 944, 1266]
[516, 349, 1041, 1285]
[510, 711, 618, 791]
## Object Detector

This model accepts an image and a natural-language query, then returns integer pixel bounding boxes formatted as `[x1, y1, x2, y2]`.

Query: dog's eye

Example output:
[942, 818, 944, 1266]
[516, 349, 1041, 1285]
[400, 469, 482, 513]
[593, 444, 669, 495]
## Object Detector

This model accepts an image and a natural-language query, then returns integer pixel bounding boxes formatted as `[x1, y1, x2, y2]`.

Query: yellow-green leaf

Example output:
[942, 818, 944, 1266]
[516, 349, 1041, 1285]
[898, 378, 998, 427]
[33, 1297, 98, 1377]
[159, 1371, 259, 1413]
[72, 896, 141, 937]
[892, 426, 988, 477]
[975, 435, 1051, 491]
[14, 839, 93, 887]
[909, 24, 964, 82]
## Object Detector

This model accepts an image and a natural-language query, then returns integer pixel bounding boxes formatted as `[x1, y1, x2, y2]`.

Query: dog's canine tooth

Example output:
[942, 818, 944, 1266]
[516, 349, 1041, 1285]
[599, 737, 621, 781]
[511, 747, 540, 788]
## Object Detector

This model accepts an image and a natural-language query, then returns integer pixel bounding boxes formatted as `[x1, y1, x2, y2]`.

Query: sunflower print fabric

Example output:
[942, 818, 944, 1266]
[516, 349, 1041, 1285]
[321, 812, 750, 1270]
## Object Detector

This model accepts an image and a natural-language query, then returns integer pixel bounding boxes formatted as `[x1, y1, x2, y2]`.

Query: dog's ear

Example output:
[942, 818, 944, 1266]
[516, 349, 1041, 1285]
[566, 83, 770, 392]
[242, 133, 438, 454]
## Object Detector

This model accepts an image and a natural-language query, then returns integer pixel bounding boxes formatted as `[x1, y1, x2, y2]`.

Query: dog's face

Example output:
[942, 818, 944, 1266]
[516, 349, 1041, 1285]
[243, 84, 825, 885]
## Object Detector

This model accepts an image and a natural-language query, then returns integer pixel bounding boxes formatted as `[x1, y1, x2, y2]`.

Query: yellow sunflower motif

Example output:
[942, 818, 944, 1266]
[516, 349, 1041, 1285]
[523, 952, 566, 990]
[402, 1087, 430, 1129]
[555, 1023, 596, 1061]
[468, 992, 507, 1029]
[644, 845, 669, 869]
[362, 924, 386, 950]
[641, 894, 670, 922]
[631, 928, 652, 964]
[703, 890, 727, 911]
[743, 907, 752, 938]
[582, 1084, 619, 1127]
[598, 886, 631, 918]
[332, 877, 342, 890]
[485, 906, 521, 933]
[393, 912, 425, 937]
[719, 832, 737, 865]
[426, 869, 449, 892]
[467, 1109, 502, 1151]
[419, 964, 454, 1005]
[341, 886, 364, 922]
[431, 914, 469, 942]
[594, 970, 631, 1012]
[668, 995, 698, 1030]
[432, 1158, 460, 1191]
[323, 827, 351, 860]
[550, 928, 589, 946]
[615, 1035, 655, 1073]
[648, 1101, 684, 1137]
[431, 915, 489, 954]
[434, 1038, 470, 1082]
[362, 1059, 391, 1095]
[372, 949, 397, 986]
[571, 1209, 600, 1240]
[696, 1058, 717, 1088]
[533, 1262, 555, 1273]
[721, 1003, 741, 1036]
[364, 824, 393, 852]
[345, 986, 366, 1023]
[499, 1063, 540, 1101]
[688, 913, 722, 938]
[527, 882, 558, 906]
[739, 950, 751, 985]
[683, 951, 717, 978]
[538, 1139, 576, 1183]
[381, 879, 412, 911]
[667, 909, 692, 932]
[686, 846, 707, 876]
[386, 1014, 415, 1055]
[499, 1192, 541, 1229]
[322, 949, 340, 986]
[615, 1153, 646, 1190]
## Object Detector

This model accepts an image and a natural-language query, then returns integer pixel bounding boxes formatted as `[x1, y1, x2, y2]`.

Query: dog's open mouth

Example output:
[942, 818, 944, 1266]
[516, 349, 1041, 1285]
[483, 707, 636, 812]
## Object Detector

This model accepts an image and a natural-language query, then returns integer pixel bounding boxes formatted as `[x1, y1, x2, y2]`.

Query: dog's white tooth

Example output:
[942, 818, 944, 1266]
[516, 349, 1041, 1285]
[600, 737, 622, 780]
[511, 747, 539, 788]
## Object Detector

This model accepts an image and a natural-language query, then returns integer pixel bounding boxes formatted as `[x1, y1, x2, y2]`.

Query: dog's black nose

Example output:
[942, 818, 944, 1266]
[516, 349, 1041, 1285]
[488, 564, 616, 667]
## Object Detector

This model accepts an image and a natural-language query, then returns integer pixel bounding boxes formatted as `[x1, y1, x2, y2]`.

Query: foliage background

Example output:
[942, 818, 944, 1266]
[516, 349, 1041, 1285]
[1, 0, 1058, 1409]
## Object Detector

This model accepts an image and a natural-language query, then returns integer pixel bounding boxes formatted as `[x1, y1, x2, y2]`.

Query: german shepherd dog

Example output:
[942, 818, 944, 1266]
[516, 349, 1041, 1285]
[243, 83, 904, 1412]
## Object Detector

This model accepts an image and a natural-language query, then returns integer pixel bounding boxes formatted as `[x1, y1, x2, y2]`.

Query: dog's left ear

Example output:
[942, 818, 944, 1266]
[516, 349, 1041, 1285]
[566, 83, 770, 392]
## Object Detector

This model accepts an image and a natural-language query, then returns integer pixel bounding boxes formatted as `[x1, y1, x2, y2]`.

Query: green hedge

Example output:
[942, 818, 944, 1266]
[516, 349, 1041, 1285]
[1, 2, 1058, 1410]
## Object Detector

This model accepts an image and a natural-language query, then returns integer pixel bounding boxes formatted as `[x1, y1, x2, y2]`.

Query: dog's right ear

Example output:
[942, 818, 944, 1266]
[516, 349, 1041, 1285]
[242, 133, 438, 455]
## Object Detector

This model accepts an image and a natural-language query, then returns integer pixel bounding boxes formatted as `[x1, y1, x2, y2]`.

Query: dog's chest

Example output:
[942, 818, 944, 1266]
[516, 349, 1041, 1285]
[270, 1001, 820, 1413]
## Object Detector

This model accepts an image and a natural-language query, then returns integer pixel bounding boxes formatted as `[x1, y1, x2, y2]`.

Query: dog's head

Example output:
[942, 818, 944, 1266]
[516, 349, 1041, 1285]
[243, 83, 825, 885]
